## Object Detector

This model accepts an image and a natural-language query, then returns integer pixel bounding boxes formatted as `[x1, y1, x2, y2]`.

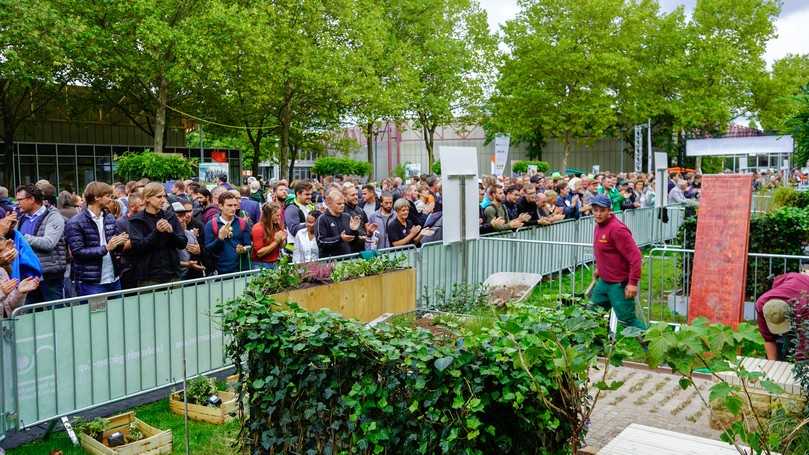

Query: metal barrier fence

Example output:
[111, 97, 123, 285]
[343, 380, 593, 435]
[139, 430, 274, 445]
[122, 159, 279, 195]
[645, 247, 809, 323]
[0, 205, 684, 441]
[752, 192, 773, 213]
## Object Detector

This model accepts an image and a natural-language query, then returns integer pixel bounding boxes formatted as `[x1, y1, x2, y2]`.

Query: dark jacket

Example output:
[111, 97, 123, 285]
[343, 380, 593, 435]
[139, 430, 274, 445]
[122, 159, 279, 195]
[239, 197, 260, 224]
[284, 202, 308, 237]
[316, 211, 358, 258]
[204, 217, 252, 274]
[128, 209, 188, 284]
[517, 197, 539, 225]
[65, 209, 122, 284]
[344, 202, 368, 253]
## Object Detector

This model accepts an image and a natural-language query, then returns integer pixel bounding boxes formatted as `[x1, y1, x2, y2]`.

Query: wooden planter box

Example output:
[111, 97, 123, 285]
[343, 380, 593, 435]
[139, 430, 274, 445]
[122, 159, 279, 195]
[169, 390, 238, 424]
[78, 412, 172, 455]
[271, 268, 416, 323]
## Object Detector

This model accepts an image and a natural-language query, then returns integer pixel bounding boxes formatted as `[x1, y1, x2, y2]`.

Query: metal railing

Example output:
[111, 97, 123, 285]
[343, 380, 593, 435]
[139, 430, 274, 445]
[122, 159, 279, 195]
[645, 246, 809, 323]
[0, 205, 684, 441]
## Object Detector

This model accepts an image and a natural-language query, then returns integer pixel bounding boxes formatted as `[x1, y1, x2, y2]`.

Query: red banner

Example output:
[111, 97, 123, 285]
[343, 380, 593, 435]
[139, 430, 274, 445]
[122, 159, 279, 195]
[688, 174, 753, 327]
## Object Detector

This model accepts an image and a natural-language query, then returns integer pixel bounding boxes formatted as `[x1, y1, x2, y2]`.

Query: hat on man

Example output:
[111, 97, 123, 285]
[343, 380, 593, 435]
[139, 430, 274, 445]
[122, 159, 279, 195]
[762, 299, 791, 335]
[171, 201, 190, 213]
[591, 195, 612, 209]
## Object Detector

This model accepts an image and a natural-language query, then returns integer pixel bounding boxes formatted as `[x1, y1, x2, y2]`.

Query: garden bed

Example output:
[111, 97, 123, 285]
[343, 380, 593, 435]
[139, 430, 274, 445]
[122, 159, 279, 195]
[168, 391, 237, 425]
[77, 412, 172, 455]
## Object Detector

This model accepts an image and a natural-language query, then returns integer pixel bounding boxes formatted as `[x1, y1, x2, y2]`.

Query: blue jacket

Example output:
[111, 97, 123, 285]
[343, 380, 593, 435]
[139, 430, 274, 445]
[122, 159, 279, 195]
[204, 217, 252, 274]
[11, 230, 42, 280]
[65, 209, 122, 284]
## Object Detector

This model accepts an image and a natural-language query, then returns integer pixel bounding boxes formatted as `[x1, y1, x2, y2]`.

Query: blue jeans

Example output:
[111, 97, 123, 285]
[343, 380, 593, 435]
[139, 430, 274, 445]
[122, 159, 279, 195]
[253, 262, 276, 270]
[77, 280, 122, 298]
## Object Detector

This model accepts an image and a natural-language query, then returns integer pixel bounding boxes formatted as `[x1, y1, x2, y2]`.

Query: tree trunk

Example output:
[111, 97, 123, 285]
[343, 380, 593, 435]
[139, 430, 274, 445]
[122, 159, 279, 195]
[3, 120, 15, 188]
[279, 120, 290, 181]
[153, 75, 168, 153]
[422, 122, 435, 171]
[562, 133, 571, 174]
[249, 130, 263, 178]
[288, 144, 298, 182]
[366, 121, 375, 181]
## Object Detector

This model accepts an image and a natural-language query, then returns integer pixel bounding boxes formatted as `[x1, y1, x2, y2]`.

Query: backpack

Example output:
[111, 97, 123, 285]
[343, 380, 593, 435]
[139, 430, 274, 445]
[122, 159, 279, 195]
[211, 217, 248, 237]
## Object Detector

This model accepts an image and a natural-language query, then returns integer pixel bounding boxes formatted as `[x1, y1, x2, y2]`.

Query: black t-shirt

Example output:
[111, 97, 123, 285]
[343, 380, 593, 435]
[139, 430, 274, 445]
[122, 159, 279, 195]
[387, 217, 413, 246]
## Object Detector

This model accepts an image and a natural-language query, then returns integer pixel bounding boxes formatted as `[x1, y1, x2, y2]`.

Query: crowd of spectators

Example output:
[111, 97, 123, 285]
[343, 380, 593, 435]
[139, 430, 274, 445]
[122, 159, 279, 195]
[0, 168, 707, 309]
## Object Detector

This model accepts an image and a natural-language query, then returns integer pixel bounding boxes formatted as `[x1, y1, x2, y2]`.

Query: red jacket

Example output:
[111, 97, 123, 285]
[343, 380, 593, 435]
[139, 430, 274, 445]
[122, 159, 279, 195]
[593, 215, 642, 286]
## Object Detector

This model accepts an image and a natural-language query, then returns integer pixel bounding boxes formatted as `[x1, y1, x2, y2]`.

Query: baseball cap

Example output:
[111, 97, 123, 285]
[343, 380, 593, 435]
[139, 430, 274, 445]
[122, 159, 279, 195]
[762, 299, 791, 335]
[591, 195, 612, 209]
[171, 201, 191, 213]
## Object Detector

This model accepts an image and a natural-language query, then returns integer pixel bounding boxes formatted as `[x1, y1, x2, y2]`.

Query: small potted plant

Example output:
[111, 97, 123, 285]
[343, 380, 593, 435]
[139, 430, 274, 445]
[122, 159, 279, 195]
[169, 376, 238, 424]
[74, 412, 171, 454]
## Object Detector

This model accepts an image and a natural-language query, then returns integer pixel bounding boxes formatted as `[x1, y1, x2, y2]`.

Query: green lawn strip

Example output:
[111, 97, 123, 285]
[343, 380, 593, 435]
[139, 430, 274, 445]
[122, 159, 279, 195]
[524, 254, 686, 323]
[9, 399, 240, 455]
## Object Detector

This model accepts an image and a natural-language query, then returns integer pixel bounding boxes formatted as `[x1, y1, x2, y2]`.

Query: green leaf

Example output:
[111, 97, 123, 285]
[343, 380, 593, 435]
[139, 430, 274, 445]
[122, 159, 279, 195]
[759, 380, 784, 395]
[678, 378, 692, 390]
[709, 382, 733, 402]
[434, 356, 453, 372]
[594, 380, 624, 391]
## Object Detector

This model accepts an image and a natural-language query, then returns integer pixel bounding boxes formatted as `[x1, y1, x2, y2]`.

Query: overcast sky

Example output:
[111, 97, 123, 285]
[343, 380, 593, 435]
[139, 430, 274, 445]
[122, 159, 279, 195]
[479, 0, 809, 65]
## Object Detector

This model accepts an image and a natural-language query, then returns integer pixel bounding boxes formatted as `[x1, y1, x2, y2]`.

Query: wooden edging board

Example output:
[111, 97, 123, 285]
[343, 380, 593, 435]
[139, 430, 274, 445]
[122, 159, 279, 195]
[78, 411, 172, 455]
[168, 391, 237, 425]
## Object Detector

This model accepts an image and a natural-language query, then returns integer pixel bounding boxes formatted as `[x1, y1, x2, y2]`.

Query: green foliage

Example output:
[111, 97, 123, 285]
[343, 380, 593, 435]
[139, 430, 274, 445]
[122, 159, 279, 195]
[115, 150, 197, 182]
[642, 318, 801, 454]
[330, 255, 407, 282]
[772, 187, 809, 210]
[128, 420, 144, 442]
[512, 160, 551, 175]
[678, 207, 809, 299]
[219, 292, 632, 454]
[184, 376, 217, 406]
[700, 156, 725, 174]
[245, 258, 303, 296]
[421, 282, 489, 314]
[392, 163, 406, 180]
[754, 55, 809, 132]
[72, 417, 107, 441]
[786, 86, 809, 167]
[312, 156, 371, 177]
[431, 160, 441, 175]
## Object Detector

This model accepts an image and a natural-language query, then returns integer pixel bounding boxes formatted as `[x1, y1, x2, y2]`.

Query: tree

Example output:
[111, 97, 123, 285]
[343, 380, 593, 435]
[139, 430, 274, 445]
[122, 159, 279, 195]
[402, 0, 496, 168]
[490, 0, 635, 172]
[753, 54, 809, 132]
[785, 86, 809, 167]
[67, 0, 205, 153]
[0, 0, 75, 185]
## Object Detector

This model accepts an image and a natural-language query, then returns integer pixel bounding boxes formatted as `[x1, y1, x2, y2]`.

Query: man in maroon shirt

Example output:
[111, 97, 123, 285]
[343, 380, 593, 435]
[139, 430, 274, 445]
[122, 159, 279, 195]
[755, 272, 809, 360]
[589, 195, 645, 330]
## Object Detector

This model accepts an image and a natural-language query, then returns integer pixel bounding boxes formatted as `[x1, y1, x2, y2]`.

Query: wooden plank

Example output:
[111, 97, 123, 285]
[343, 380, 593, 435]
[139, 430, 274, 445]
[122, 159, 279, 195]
[168, 391, 237, 424]
[598, 424, 779, 455]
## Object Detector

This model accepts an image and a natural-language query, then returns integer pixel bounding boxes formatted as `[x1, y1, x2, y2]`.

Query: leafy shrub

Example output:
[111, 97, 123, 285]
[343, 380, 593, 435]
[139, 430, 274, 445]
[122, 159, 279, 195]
[184, 376, 217, 406]
[219, 290, 632, 454]
[330, 254, 406, 282]
[73, 417, 107, 441]
[431, 160, 441, 175]
[312, 156, 371, 177]
[678, 207, 809, 299]
[643, 318, 803, 454]
[246, 258, 303, 295]
[115, 150, 197, 181]
[392, 163, 406, 180]
[772, 187, 809, 210]
[421, 282, 489, 313]
[512, 160, 551, 174]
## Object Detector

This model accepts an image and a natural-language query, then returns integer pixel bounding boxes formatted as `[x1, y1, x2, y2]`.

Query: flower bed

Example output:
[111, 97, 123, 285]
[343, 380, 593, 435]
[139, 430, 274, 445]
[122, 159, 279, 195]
[168, 377, 238, 425]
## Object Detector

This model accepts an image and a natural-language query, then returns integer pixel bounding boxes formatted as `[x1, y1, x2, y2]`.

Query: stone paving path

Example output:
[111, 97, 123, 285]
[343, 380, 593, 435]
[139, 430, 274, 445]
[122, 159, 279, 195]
[587, 365, 722, 449]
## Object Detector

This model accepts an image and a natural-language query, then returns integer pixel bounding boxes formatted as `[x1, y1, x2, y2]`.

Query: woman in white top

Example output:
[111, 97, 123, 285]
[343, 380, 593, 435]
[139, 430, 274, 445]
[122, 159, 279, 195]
[292, 211, 320, 264]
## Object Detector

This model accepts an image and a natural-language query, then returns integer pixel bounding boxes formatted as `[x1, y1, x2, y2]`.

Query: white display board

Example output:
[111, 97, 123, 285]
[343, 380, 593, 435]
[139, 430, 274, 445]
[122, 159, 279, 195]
[493, 134, 510, 176]
[440, 146, 480, 245]
[655, 152, 668, 208]
[686, 135, 794, 157]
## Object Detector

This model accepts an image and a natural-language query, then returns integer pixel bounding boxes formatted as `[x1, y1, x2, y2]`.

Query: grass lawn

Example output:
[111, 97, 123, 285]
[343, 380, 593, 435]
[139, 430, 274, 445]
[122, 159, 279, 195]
[8, 398, 241, 455]
[523, 252, 687, 324]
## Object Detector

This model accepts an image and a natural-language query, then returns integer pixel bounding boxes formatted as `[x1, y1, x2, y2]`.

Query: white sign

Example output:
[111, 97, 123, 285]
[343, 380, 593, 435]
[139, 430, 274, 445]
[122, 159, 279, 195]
[493, 134, 510, 176]
[592, 165, 601, 175]
[440, 146, 479, 245]
[739, 156, 748, 171]
[686, 135, 794, 157]
[655, 152, 668, 208]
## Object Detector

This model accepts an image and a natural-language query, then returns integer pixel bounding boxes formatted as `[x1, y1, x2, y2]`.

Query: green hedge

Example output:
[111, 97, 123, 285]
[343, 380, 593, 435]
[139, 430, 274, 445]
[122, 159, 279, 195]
[115, 150, 197, 181]
[431, 160, 441, 175]
[220, 292, 620, 454]
[678, 206, 809, 298]
[771, 187, 809, 211]
[512, 160, 550, 174]
[312, 156, 371, 177]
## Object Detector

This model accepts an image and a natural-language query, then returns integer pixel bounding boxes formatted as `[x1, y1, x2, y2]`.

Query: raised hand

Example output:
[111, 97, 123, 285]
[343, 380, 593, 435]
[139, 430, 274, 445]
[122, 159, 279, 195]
[186, 242, 201, 255]
[349, 216, 361, 231]
[218, 223, 231, 240]
[0, 212, 17, 237]
[274, 230, 287, 242]
[0, 279, 18, 295]
[0, 246, 17, 265]
[17, 277, 39, 293]
[340, 230, 355, 242]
